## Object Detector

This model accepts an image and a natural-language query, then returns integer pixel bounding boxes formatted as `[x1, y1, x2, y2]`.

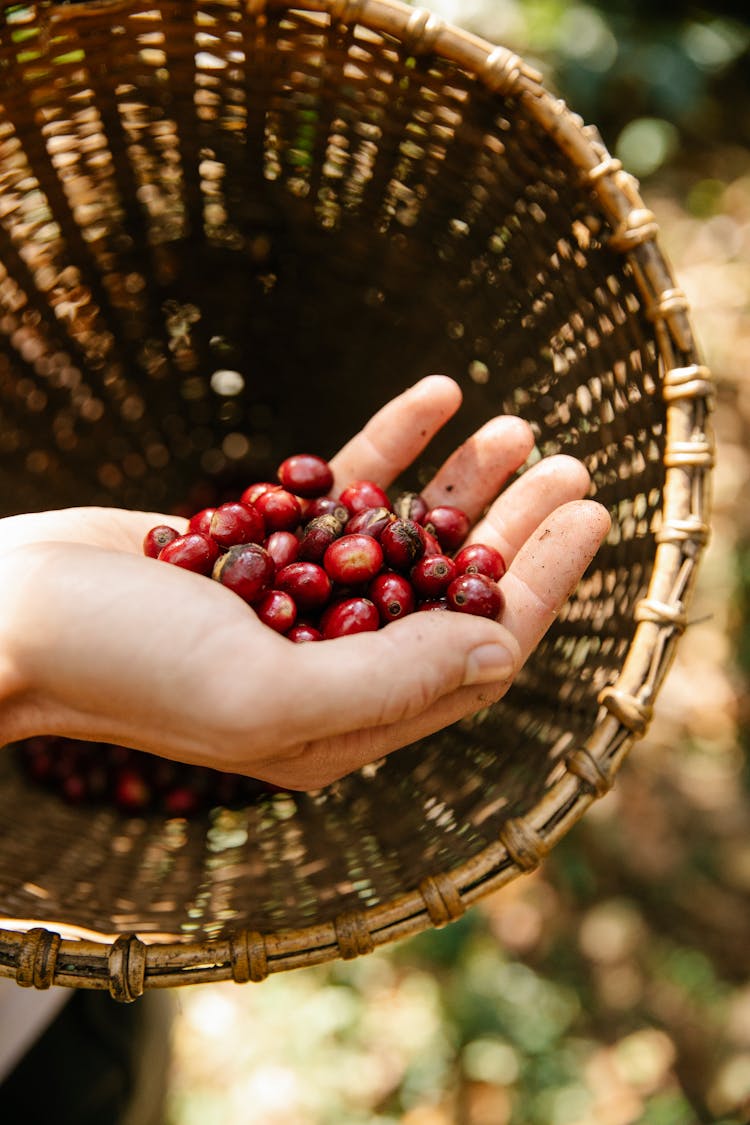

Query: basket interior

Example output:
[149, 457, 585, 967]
[0, 0, 670, 943]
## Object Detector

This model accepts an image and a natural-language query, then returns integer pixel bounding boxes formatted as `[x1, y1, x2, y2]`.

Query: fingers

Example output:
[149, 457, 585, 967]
[328, 377, 537, 526]
[466, 454, 592, 563]
[329, 375, 462, 492]
[420, 415, 535, 521]
[499, 498, 611, 657]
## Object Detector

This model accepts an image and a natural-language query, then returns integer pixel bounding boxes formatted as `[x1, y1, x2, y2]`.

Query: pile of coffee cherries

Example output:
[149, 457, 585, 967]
[16, 734, 275, 817]
[145, 453, 507, 636]
[16, 454, 508, 816]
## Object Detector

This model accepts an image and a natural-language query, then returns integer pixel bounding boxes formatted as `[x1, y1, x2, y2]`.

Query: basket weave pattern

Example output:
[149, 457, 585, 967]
[0, 0, 712, 999]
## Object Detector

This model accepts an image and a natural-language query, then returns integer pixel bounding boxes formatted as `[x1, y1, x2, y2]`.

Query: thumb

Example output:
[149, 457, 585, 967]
[280, 612, 521, 744]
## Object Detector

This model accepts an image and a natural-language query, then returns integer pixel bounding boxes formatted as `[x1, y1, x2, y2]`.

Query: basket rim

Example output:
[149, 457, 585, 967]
[0, 0, 713, 998]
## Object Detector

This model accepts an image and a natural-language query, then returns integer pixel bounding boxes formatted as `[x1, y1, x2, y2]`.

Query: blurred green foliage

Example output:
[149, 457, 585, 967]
[536, 3, 749, 156]
[429, 0, 749, 179]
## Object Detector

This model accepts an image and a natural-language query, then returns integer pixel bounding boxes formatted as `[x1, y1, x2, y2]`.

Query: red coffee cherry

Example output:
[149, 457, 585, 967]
[163, 785, 201, 818]
[187, 507, 216, 535]
[143, 524, 179, 559]
[446, 573, 504, 619]
[61, 772, 88, 805]
[453, 542, 507, 581]
[115, 767, 152, 814]
[338, 479, 391, 516]
[255, 589, 297, 634]
[380, 518, 425, 571]
[240, 481, 282, 506]
[321, 597, 380, 638]
[393, 491, 429, 524]
[277, 453, 334, 499]
[411, 553, 456, 599]
[345, 506, 395, 539]
[287, 622, 323, 643]
[253, 488, 302, 533]
[298, 514, 343, 562]
[417, 598, 449, 612]
[304, 496, 349, 523]
[424, 505, 471, 552]
[264, 530, 300, 571]
[275, 561, 332, 613]
[323, 533, 384, 585]
[159, 532, 220, 575]
[210, 501, 265, 547]
[368, 572, 416, 623]
[212, 542, 275, 604]
[421, 529, 442, 556]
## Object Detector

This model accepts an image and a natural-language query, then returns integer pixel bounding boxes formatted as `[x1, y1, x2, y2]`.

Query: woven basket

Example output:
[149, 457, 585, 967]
[0, 0, 712, 1002]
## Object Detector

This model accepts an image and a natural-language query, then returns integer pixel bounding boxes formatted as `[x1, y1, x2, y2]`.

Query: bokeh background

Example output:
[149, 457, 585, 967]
[166, 3, 750, 1123]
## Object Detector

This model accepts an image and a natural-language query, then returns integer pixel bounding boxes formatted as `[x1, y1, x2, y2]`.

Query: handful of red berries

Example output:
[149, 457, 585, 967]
[144, 453, 507, 637]
[16, 454, 509, 817]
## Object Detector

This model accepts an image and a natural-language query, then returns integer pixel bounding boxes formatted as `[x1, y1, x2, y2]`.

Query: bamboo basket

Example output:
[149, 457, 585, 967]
[0, 0, 712, 1002]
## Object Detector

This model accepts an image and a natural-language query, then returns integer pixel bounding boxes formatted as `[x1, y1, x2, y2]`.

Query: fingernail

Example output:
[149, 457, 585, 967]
[464, 643, 514, 686]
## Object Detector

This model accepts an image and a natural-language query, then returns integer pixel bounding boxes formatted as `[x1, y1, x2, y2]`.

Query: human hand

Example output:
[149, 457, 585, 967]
[0, 376, 610, 789]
